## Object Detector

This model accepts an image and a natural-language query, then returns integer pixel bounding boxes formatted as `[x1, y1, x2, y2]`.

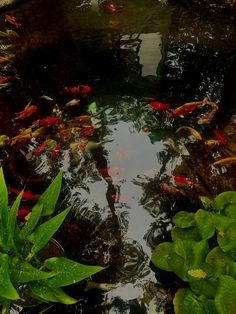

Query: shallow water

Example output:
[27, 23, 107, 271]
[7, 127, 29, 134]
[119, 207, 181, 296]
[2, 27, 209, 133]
[0, 0, 236, 313]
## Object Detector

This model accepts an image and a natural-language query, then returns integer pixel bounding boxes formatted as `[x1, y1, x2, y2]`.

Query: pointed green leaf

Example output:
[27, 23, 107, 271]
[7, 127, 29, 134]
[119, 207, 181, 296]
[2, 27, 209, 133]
[215, 275, 236, 314]
[20, 203, 43, 240]
[190, 278, 218, 298]
[199, 196, 212, 210]
[28, 281, 77, 304]
[172, 211, 196, 228]
[0, 167, 9, 249]
[151, 242, 174, 271]
[27, 207, 71, 255]
[37, 171, 62, 216]
[7, 191, 23, 249]
[44, 257, 104, 288]
[212, 191, 236, 212]
[11, 260, 55, 283]
[0, 254, 19, 300]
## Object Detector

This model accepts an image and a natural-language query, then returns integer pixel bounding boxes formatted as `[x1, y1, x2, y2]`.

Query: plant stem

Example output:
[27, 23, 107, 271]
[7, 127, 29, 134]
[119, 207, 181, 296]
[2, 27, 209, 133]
[2, 299, 11, 314]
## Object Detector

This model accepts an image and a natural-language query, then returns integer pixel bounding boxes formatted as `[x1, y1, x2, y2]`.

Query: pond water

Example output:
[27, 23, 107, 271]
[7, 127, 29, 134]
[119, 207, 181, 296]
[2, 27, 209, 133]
[0, 0, 236, 313]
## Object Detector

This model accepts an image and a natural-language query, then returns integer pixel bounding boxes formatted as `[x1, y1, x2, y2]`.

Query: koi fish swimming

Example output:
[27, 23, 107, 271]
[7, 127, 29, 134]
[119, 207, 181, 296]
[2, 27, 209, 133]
[176, 126, 202, 141]
[64, 85, 91, 95]
[9, 188, 41, 200]
[150, 101, 171, 111]
[15, 105, 38, 119]
[171, 175, 195, 187]
[5, 13, 21, 28]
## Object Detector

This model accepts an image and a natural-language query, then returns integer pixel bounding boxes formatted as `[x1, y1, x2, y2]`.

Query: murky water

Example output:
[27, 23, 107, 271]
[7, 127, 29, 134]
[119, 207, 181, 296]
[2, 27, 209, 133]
[0, 0, 236, 313]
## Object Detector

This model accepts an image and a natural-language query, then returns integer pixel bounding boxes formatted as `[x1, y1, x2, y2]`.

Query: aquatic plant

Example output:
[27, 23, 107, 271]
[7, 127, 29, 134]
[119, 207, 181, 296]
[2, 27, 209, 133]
[151, 191, 236, 313]
[0, 167, 104, 313]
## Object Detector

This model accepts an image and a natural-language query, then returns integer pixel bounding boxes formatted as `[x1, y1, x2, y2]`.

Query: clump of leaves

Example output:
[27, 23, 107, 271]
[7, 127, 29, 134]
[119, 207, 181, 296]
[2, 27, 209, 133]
[0, 167, 104, 313]
[151, 191, 236, 314]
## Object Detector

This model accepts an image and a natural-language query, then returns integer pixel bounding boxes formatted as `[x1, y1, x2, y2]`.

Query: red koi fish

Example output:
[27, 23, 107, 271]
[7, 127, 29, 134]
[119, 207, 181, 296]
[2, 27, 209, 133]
[111, 195, 128, 202]
[17, 208, 30, 219]
[5, 13, 21, 28]
[64, 85, 91, 96]
[102, 2, 120, 13]
[150, 101, 171, 111]
[0, 76, 15, 83]
[15, 105, 38, 119]
[160, 182, 185, 196]
[49, 143, 60, 160]
[33, 142, 47, 156]
[79, 126, 94, 138]
[35, 116, 61, 126]
[170, 101, 203, 116]
[9, 187, 41, 200]
[213, 130, 227, 145]
[171, 175, 195, 187]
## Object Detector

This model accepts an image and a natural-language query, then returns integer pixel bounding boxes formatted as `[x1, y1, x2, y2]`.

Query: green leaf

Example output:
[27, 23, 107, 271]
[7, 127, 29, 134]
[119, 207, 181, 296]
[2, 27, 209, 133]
[151, 242, 174, 272]
[227, 261, 236, 279]
[0, 167, 9, 250]
[173, 288, 217, 314]
[224, 203, 236, 219]
[206, 246, 231, 277]
[215, 275, 236, 314]
[212, 214, 234, 231]
[10, 259, 55, 283]
[172, 211, 196, 228]
[28, 281, 77, 304]
[0, 254, 19, 300]
[87, 101, 97, 113]
[212, 191, 236, 212]
[7, 191, 23, 249]
[194, 209, 215, 239]
[199, 196, 212, 210]
[217, 222, 236, 252]
[190, 278, 218, 298]
[171, 226, 202, 241]
[27, 207, 71, 255]
[37, 171, 62, 216]
[20, 203, 43, 240]
[44, 257, 104, 288]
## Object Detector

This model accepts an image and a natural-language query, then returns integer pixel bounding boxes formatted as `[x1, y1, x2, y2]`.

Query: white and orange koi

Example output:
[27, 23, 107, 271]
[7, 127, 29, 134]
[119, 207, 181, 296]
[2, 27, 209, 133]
[212, 157, 236, 166]
[176, 126, 202, 141]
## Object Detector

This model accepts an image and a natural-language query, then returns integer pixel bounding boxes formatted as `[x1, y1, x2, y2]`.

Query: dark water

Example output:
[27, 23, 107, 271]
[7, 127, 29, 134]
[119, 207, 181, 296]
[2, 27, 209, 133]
[0, 0, 236, 313]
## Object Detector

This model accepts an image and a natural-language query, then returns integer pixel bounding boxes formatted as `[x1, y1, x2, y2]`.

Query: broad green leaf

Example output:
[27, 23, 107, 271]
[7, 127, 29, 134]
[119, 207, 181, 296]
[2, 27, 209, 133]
[151, 242, 174, 271]
[171, 226, 202, 241]
[212, 214, 234, 231]
[173, 288, 216, 314]
[190, 278, 218, 298]
[217, 222, 236, 252]
[27, 207, 71, 255]
[7, 191, 23, 249]
[0, 167, 9, 249]
[171, 240, 209, 282]
[194, 209, 215, 239]
[215, 275, 236, 314]
[10, 259, 55, 283]
[87, 101, 97, 113]
[44, 257, 104, 288]
[37, 171, 62, 216]
[28, 281, 77, 304]
[227, 261, 236, 279]
[212, 191, 236, 212]
[20, 203, 43, 240]
[206, 247, 231, 277]
[224, 203, 236, 219]
[172, 211, 196, 228]
[0, 254, 19, 300]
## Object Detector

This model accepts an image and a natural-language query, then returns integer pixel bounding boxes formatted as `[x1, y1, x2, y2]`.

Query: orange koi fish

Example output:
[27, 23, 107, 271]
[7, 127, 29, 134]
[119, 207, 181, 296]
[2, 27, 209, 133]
[212, 157, 236, 166]
[160, 183, 185, 196]
[34, 116, 61, 126]
[198, 110, 217, 124]
[170, 101, 203, 116]
[102, 2, 120, 13]
[213, 130, 227, 145]
[64, 85, 91, 95]
[32, 142, 47, 156]
[9, 187, 41, 200]
[5, 13, 21, 28]
[79, 126, 94, 138]
[171, 175, 195, 187]
[0, 76, 15, 83]
[204, 139, 220, 146]
[0, 54, 14, 63]
[15, 105, 38, 119]
[150, 101, 171, 111]
[176, 126, 202, 141]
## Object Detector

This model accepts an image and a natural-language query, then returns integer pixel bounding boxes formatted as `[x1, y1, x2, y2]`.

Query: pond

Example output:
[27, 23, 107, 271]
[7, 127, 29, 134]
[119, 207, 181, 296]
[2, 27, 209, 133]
[0, 0, 236, 313]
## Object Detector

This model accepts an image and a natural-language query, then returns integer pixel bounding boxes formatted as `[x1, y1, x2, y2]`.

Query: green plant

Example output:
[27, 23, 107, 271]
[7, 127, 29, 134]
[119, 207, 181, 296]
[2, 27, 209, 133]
[0, 167, 104, 313]
[151, 191, 236, 314]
